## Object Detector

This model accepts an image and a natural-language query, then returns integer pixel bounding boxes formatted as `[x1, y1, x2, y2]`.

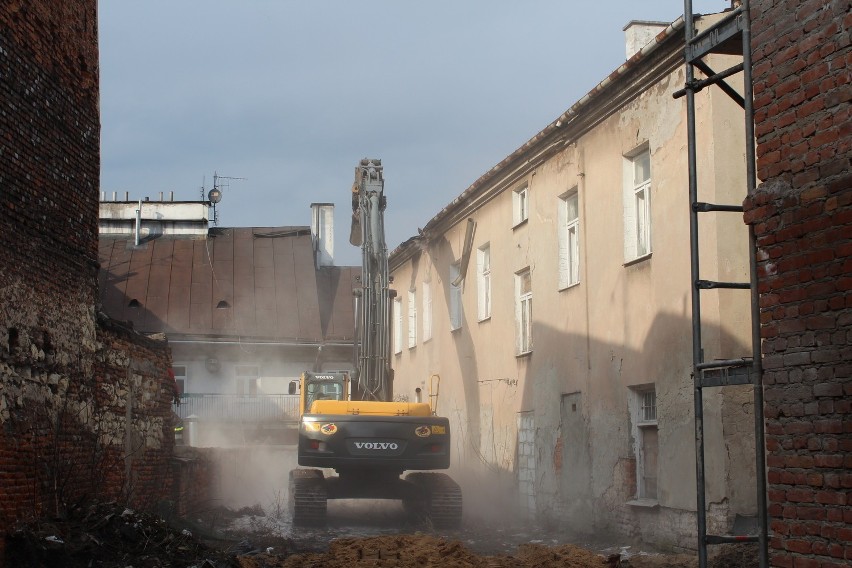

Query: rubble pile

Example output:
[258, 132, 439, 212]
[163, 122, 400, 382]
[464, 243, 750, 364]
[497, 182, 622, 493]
[5, 503, 757, 568]
[6, 502, 238, 568]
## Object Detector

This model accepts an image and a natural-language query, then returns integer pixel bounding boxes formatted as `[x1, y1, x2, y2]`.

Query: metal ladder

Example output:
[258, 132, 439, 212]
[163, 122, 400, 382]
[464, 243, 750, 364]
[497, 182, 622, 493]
[673, 2, 768, 567]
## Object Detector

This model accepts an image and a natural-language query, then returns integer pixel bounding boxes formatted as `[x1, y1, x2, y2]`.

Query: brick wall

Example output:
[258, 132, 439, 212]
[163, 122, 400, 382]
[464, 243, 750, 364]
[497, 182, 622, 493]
[93, 319, 179, 511]
[745, 1, 851, 566]
[0, 1, 100, 298]
[0, 317, 181, 552]
[0, 1, 202, 560]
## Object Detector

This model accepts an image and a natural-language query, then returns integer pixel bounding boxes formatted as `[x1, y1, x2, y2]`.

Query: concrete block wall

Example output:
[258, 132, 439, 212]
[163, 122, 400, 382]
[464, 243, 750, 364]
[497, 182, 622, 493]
[744, 1, 851, 566]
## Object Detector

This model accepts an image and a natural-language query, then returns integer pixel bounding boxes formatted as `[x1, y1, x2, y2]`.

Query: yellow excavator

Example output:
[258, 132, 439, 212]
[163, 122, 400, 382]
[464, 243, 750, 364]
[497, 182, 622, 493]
[288, 159, 462, 527]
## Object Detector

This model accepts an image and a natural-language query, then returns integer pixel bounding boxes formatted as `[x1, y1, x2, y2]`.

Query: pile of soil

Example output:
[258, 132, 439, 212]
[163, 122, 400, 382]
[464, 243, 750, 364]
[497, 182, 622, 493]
[237, 534, 613, 567]
[236, 534, 756, 568]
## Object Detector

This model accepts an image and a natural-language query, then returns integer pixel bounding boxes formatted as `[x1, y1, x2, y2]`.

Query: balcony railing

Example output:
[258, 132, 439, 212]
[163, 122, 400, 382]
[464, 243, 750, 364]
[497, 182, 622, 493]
[174, 393, 300, 423]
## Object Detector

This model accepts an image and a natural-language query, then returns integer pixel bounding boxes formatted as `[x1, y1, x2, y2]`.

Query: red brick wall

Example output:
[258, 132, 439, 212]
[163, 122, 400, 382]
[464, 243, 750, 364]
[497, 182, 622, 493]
[0, 1, 100, 298]
[745, 1, 851, 566]
[93, 320, 179, 511]
[0, 1, 201, 561]
[0, 319, 180, 551]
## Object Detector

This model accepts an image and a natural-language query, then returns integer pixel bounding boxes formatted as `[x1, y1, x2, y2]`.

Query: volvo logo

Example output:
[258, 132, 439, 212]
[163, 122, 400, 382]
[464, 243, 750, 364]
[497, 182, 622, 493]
[354, 442, 399, 450]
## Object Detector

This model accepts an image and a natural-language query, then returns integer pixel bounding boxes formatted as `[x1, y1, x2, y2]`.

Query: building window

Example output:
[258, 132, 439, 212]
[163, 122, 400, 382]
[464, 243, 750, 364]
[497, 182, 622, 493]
[408, 289, 417, 348]
[477, 244, 491, 321]
[172, 365, 187, 395]
[513, 184, 529, 226]
[393, 296, 403, 354]
[558, 189, 580, 288]
[623, 147, 652, 261]
[449, 262, 462, 331]
[515, 269, 532, 354]
[236, 365, 260, 396]
[422, 280, 433, 341]
[630, 385, 659, 501]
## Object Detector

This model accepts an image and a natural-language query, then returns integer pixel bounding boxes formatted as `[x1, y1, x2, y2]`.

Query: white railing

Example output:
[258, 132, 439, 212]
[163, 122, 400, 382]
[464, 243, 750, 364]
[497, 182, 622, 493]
[174, 394, 300, 423]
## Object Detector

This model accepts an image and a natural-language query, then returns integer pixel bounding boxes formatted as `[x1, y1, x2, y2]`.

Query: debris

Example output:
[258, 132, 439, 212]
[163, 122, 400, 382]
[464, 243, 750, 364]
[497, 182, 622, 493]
[4, 502, 757, 568]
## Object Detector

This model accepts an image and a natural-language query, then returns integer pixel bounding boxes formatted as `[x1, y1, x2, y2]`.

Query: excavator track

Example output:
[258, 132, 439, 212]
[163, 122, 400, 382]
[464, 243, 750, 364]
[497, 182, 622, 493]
[288, 469, 327, 526]
[404, 472, 462, 529]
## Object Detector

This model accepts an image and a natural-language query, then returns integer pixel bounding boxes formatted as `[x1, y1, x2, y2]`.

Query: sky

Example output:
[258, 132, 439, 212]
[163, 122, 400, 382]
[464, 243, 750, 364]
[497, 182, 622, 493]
[98, 1, 727, 266]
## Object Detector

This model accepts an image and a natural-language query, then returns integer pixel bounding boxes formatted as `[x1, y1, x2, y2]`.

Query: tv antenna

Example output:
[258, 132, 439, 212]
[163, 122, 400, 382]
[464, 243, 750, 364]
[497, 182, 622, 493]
[201, 171, 246, 225]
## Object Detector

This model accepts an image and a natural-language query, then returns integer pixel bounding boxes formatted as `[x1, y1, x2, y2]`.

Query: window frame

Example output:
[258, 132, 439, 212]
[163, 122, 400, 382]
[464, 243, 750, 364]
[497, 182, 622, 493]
[623, 146, 652, 263]
[513, 184, 529, 227]
[477, 243, 492, 321]
[558, 188, 581, 289]
[515, 268, 533, 355]
[172, 364, 187, 395]
[235, 364, 260, 396]
[629, 385, 659, 502]
[407, 289, 417, 349]
[393, 296, 403, 354]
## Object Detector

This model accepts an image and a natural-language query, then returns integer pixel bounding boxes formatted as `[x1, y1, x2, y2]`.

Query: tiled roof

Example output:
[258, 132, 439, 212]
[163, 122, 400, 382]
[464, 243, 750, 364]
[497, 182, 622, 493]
[98, 227, 358, 342]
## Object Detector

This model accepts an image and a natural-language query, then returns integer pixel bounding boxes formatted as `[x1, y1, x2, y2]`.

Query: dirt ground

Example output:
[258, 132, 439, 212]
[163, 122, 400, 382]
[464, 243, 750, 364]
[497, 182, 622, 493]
[235, 533, 756, 568]
[5, 501, 757, 567]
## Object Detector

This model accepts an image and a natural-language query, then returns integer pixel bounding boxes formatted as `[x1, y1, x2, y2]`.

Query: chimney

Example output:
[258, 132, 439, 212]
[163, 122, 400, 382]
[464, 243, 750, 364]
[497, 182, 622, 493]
[623, 20, 668, 59]
[311, 203, 335, 268]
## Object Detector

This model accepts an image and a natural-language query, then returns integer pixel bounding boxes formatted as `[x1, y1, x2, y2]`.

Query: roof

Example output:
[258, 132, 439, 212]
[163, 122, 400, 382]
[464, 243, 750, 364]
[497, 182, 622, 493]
[98, 227, 359, 343]
[389, 14, 698, 268]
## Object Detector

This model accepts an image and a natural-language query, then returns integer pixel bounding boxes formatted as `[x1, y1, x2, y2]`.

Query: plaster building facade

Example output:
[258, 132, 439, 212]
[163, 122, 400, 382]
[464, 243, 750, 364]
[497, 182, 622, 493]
[97, 198, 359, 445]
[387, 13, 757, 549]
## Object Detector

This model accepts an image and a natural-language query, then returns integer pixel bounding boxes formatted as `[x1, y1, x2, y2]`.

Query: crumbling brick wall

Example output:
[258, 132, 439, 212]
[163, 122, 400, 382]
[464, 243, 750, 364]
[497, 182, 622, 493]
[0, 1, 198, 560]
[93, 320, 180, 510]
[744, 1, 851, 566]
[0, 319, 178, 517]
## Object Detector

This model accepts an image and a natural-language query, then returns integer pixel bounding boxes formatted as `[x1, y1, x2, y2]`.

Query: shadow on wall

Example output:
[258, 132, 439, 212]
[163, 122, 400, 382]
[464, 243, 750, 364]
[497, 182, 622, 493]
[425, 253, 755, 538]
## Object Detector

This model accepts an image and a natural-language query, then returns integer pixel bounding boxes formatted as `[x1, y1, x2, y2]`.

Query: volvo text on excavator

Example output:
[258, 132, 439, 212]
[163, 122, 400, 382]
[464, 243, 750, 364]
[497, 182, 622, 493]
[288, 159, 462, 527]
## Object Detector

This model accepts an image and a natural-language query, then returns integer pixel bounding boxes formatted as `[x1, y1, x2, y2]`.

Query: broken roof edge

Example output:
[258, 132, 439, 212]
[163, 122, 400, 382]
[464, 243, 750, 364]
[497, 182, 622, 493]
[389, 14, 691, 269]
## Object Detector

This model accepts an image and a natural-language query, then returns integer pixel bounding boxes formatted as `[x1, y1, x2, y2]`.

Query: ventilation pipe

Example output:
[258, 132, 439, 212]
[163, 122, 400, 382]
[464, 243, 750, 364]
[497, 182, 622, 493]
[311, 203, 335, 267]
[135, 199, 142, 246]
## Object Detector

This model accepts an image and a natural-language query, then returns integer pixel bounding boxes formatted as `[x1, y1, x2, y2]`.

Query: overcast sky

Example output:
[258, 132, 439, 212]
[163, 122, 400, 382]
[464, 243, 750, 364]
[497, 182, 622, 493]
[99, 1, 726, 265]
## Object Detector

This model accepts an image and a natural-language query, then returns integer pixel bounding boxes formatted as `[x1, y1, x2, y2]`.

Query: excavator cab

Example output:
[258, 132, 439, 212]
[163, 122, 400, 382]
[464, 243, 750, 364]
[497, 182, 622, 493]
[299, 371, 349, 415]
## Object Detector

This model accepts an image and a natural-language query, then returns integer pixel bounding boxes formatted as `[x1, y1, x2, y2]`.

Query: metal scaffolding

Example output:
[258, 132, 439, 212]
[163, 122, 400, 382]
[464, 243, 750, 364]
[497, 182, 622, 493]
[673, 1, 768, 567]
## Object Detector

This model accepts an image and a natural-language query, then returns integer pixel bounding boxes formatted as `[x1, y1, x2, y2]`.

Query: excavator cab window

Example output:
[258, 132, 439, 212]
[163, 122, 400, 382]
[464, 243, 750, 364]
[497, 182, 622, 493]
[305, 380, 344, 411]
